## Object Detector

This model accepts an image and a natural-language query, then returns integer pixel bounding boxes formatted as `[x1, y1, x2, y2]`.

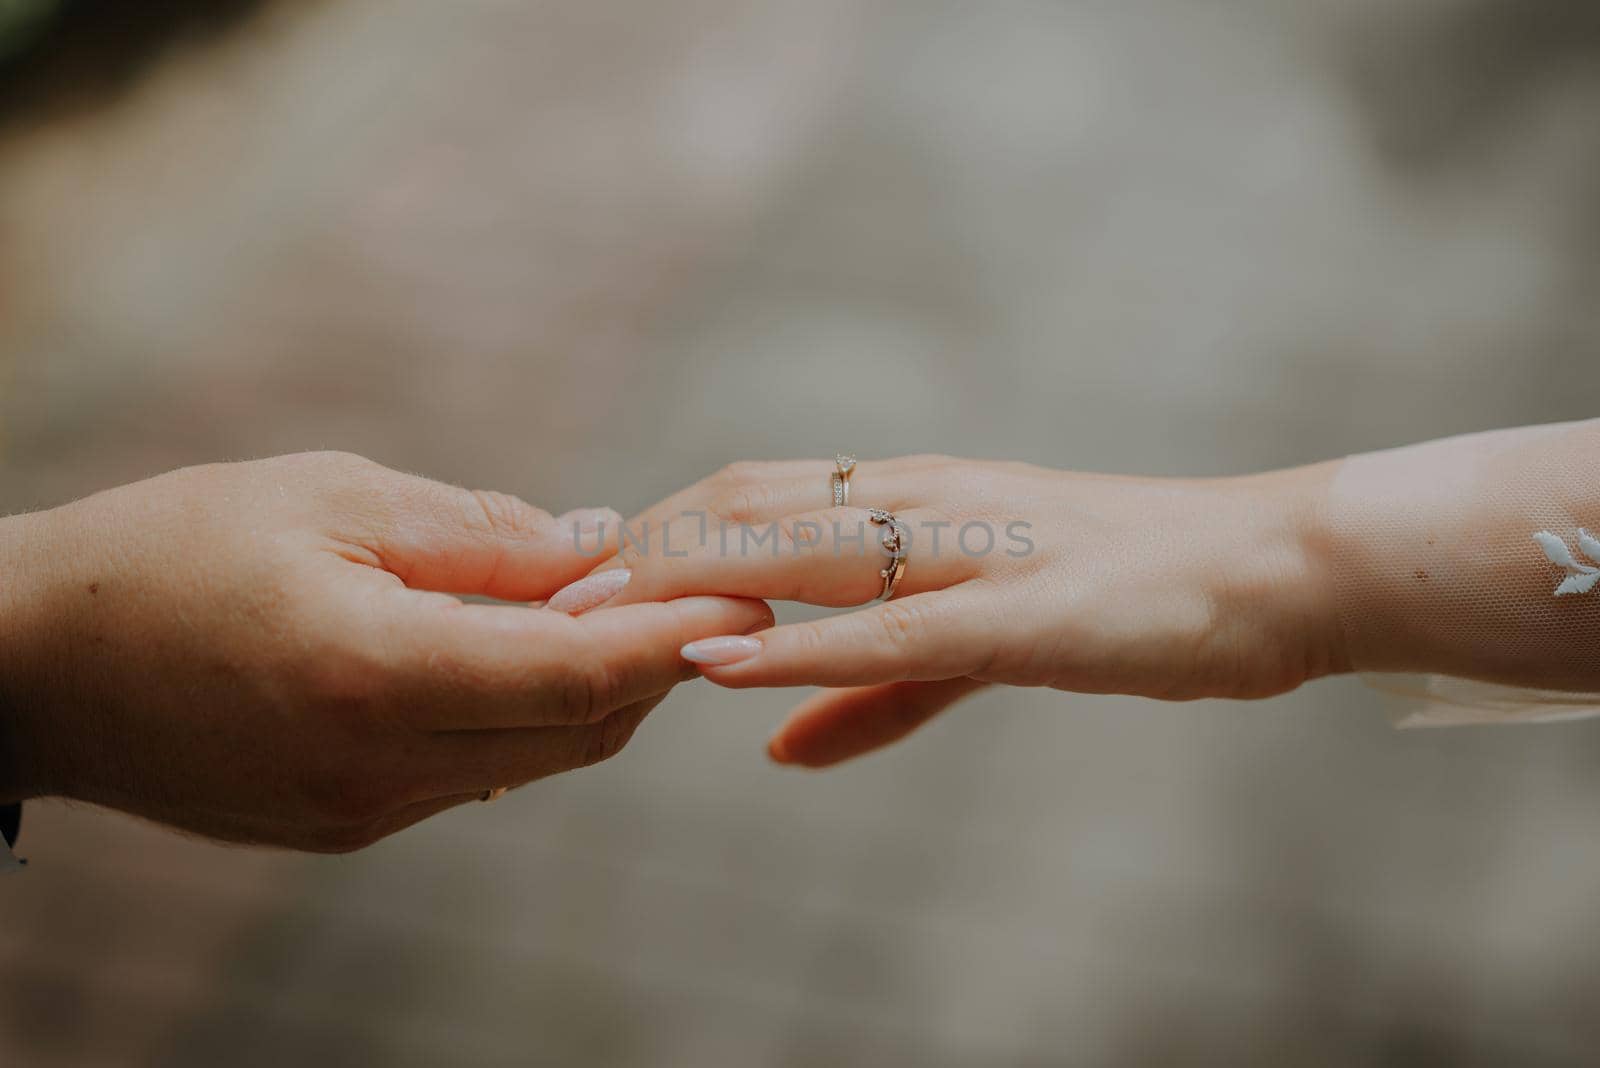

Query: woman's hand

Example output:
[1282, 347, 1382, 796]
[547, 456, 1348, 767]
[0, 452, 771, 851]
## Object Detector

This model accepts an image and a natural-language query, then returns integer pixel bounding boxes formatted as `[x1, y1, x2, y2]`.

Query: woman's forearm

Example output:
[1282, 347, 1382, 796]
[1325, 420, 1600, 692]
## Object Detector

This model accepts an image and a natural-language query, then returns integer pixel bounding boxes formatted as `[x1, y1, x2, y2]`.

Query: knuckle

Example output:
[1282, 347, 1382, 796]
[786, 619, 831, 659]
[466, 488, 552, 539]
[711, 483, 775, 526]
[616, 540, 647, 569]
[301, 450, 382, 482]
[553, 651, 617, 726]
[714, 460, 764, 487]
[778, 521, 801, 557]
[291, 448, 365, 468]
[577, 713, 638, 768]
[874, 601, 930, 654]
[325, 449, 378, 470]
[293, 451, 394, 515]
[299, 632, 389, 709]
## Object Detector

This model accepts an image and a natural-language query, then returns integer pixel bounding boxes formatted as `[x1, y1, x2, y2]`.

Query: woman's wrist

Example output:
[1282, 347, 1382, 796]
[1214, 460, 1352, 693]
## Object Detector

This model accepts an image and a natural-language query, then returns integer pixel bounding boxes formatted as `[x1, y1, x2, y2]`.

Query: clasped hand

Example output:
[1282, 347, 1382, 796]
[0, 451, 1345, 852]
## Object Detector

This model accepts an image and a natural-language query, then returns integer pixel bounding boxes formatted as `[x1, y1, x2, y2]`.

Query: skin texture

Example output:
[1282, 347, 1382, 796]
[551, 455, 1350, 768]
[0, 452, 772, 851]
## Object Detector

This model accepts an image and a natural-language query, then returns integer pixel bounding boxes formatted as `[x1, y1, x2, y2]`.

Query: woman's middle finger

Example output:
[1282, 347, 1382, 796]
[596, 506, 980, 609]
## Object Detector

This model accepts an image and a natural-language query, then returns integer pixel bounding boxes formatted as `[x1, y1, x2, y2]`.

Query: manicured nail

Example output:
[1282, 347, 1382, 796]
[546, 569, 630, 614]
[679, 635, 763, 666]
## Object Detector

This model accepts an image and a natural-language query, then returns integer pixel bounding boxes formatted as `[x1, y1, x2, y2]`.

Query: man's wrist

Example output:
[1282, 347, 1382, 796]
[0, 508, 60, 803]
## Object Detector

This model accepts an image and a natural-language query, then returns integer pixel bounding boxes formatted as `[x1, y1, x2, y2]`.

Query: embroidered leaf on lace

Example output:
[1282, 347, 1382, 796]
[1535, 529, 1600, 596]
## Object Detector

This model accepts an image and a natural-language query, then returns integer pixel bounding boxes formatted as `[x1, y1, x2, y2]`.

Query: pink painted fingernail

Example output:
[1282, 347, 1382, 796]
[546, 569, 631, 614]
[680, 635, 763, 666]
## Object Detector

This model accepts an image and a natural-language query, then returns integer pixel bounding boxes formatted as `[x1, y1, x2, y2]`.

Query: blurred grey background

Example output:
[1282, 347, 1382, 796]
[2, 0, 1600, 1064]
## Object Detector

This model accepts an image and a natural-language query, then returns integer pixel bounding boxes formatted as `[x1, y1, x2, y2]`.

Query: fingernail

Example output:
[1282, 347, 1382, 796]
[766, 735, 793, 764]
[556, 507, 617, 534]
[546, 569, 630, 614]
[679, 635, 763, 666]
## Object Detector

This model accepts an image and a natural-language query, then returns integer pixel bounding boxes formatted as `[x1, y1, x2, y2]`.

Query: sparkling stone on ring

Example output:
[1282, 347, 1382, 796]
[832, 454, 857, 507]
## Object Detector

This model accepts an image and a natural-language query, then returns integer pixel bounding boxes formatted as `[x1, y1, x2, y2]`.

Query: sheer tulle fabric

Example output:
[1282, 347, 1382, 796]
[1330, 420, 1600, 726]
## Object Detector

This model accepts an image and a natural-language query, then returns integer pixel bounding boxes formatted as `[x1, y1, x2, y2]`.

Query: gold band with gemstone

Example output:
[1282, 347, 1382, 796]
[868, 508, 908, 601]
[831, 453, 856, 507]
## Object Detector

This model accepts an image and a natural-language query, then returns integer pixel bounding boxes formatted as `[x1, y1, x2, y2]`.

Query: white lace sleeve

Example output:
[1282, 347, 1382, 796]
[1329, 419, 1600, 726]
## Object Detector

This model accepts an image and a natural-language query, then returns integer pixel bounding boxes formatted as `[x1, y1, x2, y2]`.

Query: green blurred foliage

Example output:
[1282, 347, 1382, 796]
[0, 0, 58, 62]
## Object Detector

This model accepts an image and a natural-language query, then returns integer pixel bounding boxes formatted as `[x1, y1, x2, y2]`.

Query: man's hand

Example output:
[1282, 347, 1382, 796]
[0, 452, 770, 852]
